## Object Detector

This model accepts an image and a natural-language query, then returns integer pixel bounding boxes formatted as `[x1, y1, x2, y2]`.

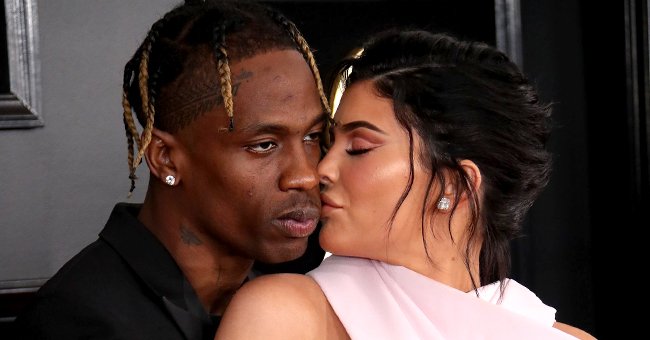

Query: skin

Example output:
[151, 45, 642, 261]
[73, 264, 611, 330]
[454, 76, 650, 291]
[215, 80, 596, 339]
[138, 49, 326, 315]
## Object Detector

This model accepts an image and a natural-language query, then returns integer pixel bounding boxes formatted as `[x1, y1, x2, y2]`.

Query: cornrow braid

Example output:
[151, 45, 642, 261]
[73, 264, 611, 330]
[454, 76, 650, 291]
[123, 55, 144, 196]
[266, 9, 330, 116]
[123, 17, 166, 197]
[122, 58, 141, 195]
[122, 92, 138, 195]
[213, 22, 235, 131]
[134, 45, 152, 165]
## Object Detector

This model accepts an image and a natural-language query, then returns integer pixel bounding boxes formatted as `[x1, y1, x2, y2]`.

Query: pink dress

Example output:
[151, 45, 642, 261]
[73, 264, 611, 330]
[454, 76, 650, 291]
[307, 255, 576, 339]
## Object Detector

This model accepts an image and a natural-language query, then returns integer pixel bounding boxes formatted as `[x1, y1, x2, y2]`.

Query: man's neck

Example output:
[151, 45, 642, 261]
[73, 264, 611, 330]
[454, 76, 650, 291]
[176, 244, 254, 315]
[137, 194, 254, 315]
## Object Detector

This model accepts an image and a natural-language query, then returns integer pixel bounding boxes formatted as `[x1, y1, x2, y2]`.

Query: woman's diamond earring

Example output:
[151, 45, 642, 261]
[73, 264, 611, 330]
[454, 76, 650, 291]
[437, 197, 450, 210]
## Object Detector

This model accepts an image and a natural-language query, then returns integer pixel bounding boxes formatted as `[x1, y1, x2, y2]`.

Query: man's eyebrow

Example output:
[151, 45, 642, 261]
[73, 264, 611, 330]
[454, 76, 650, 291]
[334, 120, 387, 134]
[312, 112, 329, 128]
[238, 111, 329, 135]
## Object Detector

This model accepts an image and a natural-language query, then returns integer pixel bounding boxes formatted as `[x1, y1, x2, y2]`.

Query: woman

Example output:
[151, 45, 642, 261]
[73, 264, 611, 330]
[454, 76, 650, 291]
[215, 30, 596, 339]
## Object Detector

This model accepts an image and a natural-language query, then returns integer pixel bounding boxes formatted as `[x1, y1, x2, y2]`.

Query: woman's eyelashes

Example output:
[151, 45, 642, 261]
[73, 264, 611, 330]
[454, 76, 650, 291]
[345, 137, 377, 155]
[346, 147, 372, 155]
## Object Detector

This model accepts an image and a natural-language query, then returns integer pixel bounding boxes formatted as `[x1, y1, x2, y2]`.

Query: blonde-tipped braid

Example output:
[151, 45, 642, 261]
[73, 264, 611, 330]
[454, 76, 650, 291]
[134, 44, 155, 175]
[122, 39, 155, 198]
[122, 90, 141, 196]
[122, 92, 142, 152]
[217, 46, 235, 131]
[301, 40, 330, 116]
[280, 20, 330, 116]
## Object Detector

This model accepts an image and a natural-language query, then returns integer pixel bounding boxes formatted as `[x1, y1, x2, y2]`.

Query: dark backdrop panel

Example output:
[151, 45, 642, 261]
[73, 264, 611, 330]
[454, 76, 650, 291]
[265, 0, 495, 90]
[513, 0, 595, 335]
[580, 3, 625, 337]
[580, 0, 648, 338]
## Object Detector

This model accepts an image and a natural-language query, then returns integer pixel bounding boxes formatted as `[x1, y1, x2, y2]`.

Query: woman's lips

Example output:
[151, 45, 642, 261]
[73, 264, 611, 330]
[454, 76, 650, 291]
[320, 194, 342, 216]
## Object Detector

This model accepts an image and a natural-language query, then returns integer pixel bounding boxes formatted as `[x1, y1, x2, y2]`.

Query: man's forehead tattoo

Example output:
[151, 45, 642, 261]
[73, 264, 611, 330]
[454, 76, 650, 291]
[159, 81, 221, 122]
[158, 69, 255, 130]
[232, 69, 253, 96]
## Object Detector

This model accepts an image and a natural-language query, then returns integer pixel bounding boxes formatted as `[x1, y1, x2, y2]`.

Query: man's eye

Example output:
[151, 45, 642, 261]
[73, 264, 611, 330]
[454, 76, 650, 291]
[304, 131, 323, 142]
[247, 141, 277, 153]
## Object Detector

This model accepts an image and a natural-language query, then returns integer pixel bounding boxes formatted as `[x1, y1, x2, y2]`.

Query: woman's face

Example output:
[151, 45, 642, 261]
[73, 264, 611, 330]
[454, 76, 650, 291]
[318, 80, 430, 261]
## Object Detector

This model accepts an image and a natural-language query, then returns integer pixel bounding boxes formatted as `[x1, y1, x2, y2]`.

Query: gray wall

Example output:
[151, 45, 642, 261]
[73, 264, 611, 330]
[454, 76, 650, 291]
[0, 0, 178, 287]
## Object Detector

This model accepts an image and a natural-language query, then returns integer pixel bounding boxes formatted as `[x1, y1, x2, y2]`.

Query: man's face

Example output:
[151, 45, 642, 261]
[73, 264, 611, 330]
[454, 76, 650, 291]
[175, 49, 325, 263]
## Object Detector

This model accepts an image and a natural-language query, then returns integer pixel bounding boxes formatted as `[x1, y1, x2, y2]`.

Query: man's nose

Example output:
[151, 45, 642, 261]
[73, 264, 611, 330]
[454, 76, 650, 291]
[279, 146, 319, 192]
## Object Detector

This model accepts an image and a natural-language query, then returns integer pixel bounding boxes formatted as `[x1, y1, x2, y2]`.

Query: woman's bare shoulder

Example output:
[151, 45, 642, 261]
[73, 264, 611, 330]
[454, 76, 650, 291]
[233, 274, 325, 308]
[215, 273, 346, 340]
[553, 322, 598, 340]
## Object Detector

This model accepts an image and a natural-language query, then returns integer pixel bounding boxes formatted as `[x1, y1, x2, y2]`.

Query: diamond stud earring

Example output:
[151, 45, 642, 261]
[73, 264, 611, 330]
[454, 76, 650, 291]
[437, 197, 450, 210]
[165, 175, 176, 186]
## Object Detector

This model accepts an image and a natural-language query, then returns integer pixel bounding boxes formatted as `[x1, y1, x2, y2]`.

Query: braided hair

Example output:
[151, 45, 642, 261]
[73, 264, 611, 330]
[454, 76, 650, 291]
[122, 0, 329, 196]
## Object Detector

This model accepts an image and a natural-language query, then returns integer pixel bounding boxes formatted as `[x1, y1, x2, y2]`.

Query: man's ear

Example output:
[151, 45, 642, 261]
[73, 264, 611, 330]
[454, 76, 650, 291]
[459, 159, 482, 198]
[144, 128, 181, 186]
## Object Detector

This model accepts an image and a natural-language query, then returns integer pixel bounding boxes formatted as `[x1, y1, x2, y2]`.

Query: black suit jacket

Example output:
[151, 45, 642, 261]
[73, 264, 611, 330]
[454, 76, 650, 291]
[14, 203, 218, 339]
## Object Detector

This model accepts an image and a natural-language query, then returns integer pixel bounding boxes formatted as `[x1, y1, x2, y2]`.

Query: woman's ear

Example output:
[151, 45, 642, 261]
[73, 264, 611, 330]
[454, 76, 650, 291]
[144, 128, 181, 186]
[459, 159, 482, 197]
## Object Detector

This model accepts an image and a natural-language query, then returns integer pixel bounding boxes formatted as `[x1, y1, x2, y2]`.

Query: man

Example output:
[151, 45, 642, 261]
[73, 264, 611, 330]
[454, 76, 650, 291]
[14, 1, 329, 339]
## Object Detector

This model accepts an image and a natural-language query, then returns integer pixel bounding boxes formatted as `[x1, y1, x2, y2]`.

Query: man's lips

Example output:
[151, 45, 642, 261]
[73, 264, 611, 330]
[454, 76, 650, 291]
[273, 207, 320, 238]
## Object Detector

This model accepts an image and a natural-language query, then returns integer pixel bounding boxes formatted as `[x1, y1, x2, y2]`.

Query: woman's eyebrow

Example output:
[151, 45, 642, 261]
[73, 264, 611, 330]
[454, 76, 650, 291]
[334, 120, 387, 135]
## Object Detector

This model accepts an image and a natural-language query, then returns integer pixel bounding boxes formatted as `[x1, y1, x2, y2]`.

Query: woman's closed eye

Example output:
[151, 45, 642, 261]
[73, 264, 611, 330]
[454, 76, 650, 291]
[345, 138, 376, 155]
[346, 147, 372, 155]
